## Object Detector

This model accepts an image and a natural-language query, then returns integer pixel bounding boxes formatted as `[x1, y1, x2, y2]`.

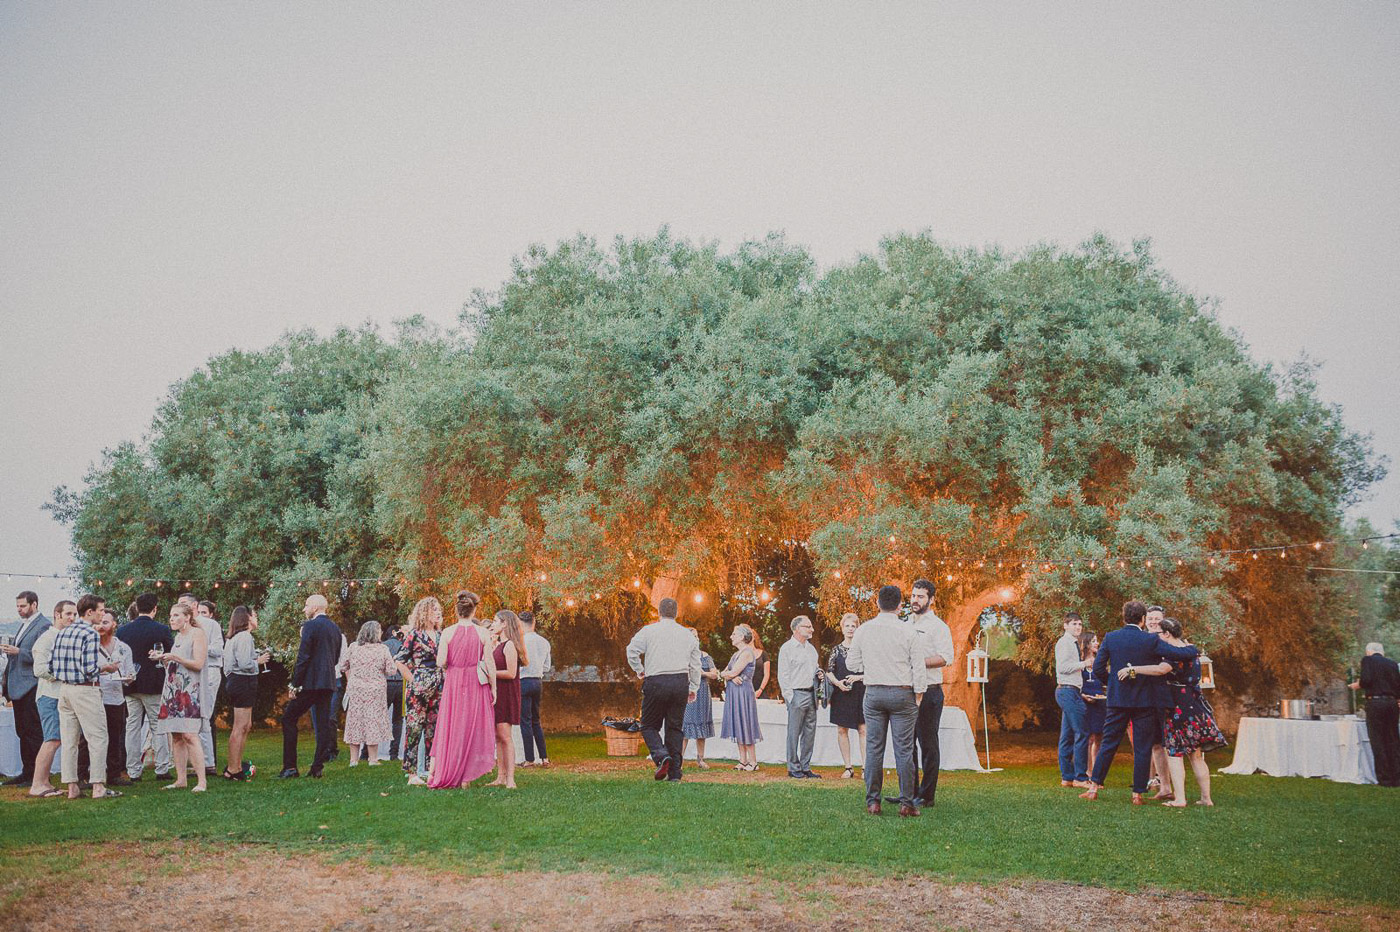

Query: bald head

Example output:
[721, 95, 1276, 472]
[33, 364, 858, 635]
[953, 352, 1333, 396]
[304, 594, 328, 618]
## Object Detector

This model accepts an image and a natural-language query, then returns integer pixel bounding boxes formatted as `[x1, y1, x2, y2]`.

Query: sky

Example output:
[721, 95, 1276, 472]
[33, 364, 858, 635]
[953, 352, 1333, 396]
[2, 3, 1398, 619]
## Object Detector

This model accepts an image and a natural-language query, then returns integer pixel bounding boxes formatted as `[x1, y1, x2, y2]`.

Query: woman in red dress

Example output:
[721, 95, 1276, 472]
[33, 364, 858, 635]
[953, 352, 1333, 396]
[486, 609, 526, 789]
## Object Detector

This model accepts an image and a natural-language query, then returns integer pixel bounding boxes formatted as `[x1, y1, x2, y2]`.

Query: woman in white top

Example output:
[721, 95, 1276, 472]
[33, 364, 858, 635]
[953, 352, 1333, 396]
[221, 605, 268, 781]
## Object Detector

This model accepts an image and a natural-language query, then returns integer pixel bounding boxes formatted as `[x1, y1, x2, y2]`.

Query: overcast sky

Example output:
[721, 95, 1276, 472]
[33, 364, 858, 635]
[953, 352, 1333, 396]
[2, 3, 1397, 617]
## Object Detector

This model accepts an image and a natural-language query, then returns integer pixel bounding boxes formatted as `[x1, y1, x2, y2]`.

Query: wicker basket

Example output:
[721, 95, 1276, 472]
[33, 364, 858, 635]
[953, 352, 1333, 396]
[603, 725, 644, 757]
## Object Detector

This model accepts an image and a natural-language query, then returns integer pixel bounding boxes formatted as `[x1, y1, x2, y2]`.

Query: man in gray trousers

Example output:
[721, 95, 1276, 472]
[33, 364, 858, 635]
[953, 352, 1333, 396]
[846, 585, 928, 817]
[778, 615, 823, 778]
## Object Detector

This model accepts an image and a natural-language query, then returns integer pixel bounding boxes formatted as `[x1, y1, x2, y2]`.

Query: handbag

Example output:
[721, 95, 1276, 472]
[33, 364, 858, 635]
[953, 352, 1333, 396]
[477, 658, 491, 686]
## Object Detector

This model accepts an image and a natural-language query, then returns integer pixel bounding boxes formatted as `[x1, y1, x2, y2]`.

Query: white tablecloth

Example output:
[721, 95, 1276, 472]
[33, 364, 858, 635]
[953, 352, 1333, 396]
[1220, 716, 1376, 784]
[680, 697, 984, 770]
[0, 705, 20, 777]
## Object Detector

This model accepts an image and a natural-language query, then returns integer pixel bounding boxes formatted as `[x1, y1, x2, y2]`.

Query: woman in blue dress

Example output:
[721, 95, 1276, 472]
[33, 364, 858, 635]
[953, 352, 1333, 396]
[682, 639, 719, 769]
[720, 624, 762, 772]
[1079, 630, 1106, 776]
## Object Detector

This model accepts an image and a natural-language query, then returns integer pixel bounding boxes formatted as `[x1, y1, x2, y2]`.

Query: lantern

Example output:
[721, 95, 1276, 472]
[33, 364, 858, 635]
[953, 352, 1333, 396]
[966, 647, 989, 684]
[1198, 653, 1215, 690]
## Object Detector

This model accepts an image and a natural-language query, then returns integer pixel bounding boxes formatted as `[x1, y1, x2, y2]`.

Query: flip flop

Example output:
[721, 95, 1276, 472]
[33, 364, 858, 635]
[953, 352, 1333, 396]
[32, 788, 63, 798]
[94, 789, 123, 798]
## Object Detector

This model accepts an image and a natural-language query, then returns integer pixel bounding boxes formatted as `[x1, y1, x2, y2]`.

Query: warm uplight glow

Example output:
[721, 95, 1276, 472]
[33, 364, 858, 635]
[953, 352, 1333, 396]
[693, 592, 704, 603]
[999, 587, 1015, 601]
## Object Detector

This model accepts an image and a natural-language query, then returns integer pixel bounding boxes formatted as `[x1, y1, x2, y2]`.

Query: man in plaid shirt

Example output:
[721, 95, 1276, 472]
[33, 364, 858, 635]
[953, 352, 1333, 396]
[53, 593, 120, 799]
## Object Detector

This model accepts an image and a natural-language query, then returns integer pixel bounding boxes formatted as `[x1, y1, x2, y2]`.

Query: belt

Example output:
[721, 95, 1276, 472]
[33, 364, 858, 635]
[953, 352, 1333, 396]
[1368, 694, 1397, 700]
[793, 687, 813, 692]
[1057, 684, 1081, 691]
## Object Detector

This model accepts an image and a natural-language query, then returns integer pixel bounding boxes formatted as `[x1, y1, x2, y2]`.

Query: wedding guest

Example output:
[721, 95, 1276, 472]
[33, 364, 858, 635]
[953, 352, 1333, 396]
[779, 615, 823, 779]
[339, 620, 397, 767]
[52, 594, 117, 799]
[827, 612, 866, 779]
[382, 626, 405, 761]
[847, 585, 927, 817]
[719, 624, 762, 772]
[78, 608, 135, 786]
[427, 591, 497, 789]
[2, 591, 51, 787]
[221, 605, 267, 780]
[1350, 642, 1400, 787]
[117, 592, 173, 781]
[1080, 601, 1197, 803]
[320, 626, 349, 762]
[27, 600, 73, 797]
[1080, 631, 1106, 775]
[519, 611, 552, 767]
[486, 610, 527, 789]
[682, 631, 718, 769]
[278, 594, 340, 779]
[395, 597, 444, 784]
[750, 630, 772, 699]
[181, 595, 224, 775]
[1118, 617, 1225, 805]
[908, 579, 953, 807]
[626, 598, 701, 781]
[1143, 605, 1172, 798]
[155, 600, 208, 793]
[1055, 612, 1094, 788]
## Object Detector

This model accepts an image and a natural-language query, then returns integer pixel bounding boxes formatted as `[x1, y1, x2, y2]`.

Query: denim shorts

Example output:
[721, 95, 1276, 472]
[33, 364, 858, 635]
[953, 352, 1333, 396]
[37, 695, 61, 742]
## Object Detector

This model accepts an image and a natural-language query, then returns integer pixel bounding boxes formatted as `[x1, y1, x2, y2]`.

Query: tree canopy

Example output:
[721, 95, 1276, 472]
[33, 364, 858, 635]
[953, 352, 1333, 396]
[53, 230, 1387, 687]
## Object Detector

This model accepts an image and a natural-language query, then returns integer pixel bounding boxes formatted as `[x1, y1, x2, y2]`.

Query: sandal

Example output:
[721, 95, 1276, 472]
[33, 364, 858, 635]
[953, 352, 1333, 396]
[841, 766, 854, 779]
[31, 788, 64, 798]
[220, 768, 244, 781]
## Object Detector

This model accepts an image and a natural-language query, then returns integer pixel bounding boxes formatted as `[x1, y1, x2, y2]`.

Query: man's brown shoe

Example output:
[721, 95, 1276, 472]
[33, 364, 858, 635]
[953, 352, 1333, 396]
[1131, 793, 1146, 805]
[866, 802, 882, 816]
[898, 803, 921, 817]
[1060, 780, 1073, 787]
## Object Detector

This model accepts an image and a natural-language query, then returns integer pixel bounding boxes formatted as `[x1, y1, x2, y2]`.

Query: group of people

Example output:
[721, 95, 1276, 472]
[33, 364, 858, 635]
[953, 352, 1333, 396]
[627, 581, 954, 817]
[278, 590, 551, 790]
[1055, 601, 1227, 806]
[1, 590, 252, 798]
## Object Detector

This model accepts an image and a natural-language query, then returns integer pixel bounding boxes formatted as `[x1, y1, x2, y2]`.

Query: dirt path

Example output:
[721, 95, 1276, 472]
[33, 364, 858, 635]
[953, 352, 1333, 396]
[2, 842, 1394, 932]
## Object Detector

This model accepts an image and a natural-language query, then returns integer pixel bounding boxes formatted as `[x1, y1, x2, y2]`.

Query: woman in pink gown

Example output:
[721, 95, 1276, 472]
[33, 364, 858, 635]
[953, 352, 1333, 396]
[427, 591, 497, 788]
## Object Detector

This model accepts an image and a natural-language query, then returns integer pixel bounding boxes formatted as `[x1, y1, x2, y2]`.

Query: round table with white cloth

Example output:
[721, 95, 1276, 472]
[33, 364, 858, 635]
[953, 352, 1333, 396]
[1219, 715, 1375, 784]
[680, 697, 985, 770]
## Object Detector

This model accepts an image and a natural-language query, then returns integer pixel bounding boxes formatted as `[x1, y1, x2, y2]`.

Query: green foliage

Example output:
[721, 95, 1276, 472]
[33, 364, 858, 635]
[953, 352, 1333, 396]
[54, 231, 1385, 688]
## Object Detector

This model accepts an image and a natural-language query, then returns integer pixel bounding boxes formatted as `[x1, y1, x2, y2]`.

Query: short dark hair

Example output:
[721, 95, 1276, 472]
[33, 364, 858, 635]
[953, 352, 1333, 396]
[1063, 611, 1082, 627]
[912, 579, 936, 599]
[519, 610, 535, 628]
[199, 600, 217, 617]
[877, 585, 902, 612]
[17, 591, 38, 606]
[658, 598, 678, 619]
[1123, 600, 1147, 626]
[76, 593, 104, 618]
[54, 599, 74, 616]
[178, 592, 197, 603]
[101, 608, 119, 625]
[127, 601, 139, 620]
[135, 592, 159, 614]
[1159, 617, 1183, 638]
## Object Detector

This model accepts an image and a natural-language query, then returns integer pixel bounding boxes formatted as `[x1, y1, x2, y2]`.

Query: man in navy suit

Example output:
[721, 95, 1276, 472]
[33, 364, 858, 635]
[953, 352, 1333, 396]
[279, 594, 342, 778]
[1080, 600, 1197, 803]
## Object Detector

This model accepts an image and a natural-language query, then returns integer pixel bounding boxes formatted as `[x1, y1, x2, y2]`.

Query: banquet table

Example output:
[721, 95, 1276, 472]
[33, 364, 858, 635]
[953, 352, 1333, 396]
[681, 697, 985, 770]
[0, 705, 19, 777]
[1220, 716, 1376, 784]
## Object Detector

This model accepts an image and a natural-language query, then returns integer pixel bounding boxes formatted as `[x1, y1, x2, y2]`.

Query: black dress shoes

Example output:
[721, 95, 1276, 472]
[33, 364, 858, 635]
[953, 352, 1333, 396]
[803, 771, 822, 779]
[653, 756, 671, 780]
[307, 766, 324, 778]
[278, 768, 300, 779]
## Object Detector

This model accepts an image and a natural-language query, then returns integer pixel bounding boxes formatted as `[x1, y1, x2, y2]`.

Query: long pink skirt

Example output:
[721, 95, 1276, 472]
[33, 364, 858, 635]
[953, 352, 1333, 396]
[427, 626, 497, 788]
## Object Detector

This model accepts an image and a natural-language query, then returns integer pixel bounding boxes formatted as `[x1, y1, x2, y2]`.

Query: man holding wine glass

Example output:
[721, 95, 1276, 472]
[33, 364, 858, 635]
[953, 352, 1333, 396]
[116, 593, 173, 781]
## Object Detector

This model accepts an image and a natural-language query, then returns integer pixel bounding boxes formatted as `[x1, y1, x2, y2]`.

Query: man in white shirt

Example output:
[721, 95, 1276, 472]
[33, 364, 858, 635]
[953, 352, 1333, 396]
[626, 598, 700, 782]
[778, 615, 823, 779]
[1055, 611, 1094, 788]
[847, 585, 927, 817]
[907, 579, 954, 808]
[519, 611, 553, 767]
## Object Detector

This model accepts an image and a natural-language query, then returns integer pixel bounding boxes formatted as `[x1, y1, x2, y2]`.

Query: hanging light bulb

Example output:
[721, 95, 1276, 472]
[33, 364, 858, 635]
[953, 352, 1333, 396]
[832, 570, 842, 579]
[693, 592, 704, 604]
[632, 578, 641, 588]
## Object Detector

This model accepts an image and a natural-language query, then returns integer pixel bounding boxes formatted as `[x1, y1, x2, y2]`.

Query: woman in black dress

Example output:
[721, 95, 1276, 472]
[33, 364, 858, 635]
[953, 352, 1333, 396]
[826, 612, 866, 778]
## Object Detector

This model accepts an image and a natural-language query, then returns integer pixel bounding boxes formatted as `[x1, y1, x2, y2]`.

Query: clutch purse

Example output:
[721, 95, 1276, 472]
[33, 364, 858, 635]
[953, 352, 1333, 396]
[477, 658, 491, 685]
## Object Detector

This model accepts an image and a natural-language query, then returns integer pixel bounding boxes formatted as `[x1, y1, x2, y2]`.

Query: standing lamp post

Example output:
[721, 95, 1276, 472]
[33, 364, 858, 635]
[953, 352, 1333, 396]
[966, 631, 1000, 772]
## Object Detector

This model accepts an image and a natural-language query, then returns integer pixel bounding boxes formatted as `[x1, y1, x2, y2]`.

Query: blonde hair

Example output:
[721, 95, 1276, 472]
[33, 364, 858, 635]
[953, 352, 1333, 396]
[408, 596, 444, 632]
[839, 612, 860, 629]
[495, 609, 528, 667]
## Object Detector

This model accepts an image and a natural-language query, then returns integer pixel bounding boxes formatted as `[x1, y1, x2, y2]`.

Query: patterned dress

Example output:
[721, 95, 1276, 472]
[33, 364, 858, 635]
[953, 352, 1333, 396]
[683, 653, 716, 739]
[1161, 653, 1228, 757]
[395, 629, 442, 773]
[157, 630, 202, 734]
[826, 643, 865, 729]
[340, 642, 396, 746]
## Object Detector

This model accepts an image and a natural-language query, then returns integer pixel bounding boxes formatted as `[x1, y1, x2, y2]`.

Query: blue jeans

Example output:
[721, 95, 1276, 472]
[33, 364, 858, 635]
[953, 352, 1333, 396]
[519, 678, 547, 762]
[1056, 686, 1089, 782]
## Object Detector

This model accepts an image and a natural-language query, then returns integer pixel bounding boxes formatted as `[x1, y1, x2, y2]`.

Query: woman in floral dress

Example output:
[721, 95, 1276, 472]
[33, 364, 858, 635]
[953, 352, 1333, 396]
[339, 620, 398, 766]
[155, 600, 209, 793]
[1118, 617, 1227, 807]
[394, 597, 443, 785]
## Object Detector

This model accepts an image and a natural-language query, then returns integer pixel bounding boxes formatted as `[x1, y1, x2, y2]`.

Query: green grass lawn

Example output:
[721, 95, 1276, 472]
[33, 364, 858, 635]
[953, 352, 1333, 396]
[2, 732, 1396, 907]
